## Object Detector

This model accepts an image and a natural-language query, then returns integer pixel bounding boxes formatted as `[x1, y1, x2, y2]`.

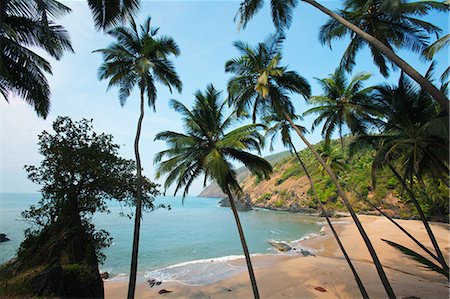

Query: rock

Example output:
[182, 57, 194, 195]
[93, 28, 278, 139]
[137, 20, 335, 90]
[402, 297, 421, 299]
[219, 193, 253, 211]
[148, 278, 162, 288]
[268, 240, 291, 252]
[0, 233, 10, 242]
[300, 249, 316, 257]
[100, 272, 109, 279]
[314, 286, 327, 292]
[158, 289, 173, 294]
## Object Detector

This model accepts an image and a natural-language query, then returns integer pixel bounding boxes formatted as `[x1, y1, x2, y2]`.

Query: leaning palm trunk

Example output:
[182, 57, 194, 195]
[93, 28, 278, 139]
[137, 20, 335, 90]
[290, 141, 369, 299]
[301, 0, 449, 114]
[387, 164, 449, 273]
[284, 112, 396, 298]
[224, 186, 260, 299]
[347, 183, 442, 265]
[127, 90, 145, 299]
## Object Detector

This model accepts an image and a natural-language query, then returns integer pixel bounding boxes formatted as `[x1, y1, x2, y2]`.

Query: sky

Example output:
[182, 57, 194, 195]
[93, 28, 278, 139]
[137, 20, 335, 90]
[1, 0, 448, 195]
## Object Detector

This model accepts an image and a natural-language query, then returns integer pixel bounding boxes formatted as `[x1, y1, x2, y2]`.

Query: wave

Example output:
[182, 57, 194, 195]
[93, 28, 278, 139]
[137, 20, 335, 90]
[143, 254, 267, 286]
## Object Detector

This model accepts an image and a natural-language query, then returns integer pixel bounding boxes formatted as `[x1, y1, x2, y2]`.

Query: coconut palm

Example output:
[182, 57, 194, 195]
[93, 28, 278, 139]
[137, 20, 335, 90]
[86, 0, 140, 30]
[353, 68, 449, 273]
[315, 142, 347, 177]
[94, 16, 182, 299]
[304, 68, 381, 149]
[263, 113, 369, 298]
[226, 35, 396, 298]
[0, 0, 73, 118]
[319, 0, 445, 77]
[423, 33, 450, 81]
[234, 0, 449, 114]
[154, 84, 272, 299]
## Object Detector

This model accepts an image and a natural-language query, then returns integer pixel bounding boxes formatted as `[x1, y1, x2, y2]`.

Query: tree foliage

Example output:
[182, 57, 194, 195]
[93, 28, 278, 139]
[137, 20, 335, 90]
[0, 0, 73, 118]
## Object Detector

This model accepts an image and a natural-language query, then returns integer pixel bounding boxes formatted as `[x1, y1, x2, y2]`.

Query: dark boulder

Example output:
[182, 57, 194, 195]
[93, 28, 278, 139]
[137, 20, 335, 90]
[219, 193, 252, 211]
[0, 233, 10, 242]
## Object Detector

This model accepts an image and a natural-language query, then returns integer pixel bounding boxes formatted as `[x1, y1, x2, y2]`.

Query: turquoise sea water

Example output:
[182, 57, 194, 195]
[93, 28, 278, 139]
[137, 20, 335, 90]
[0, 193, 321, 285]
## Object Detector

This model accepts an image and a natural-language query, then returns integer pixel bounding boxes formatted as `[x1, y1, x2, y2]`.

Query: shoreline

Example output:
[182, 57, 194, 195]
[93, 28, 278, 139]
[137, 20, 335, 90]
[104, 215, 449, 298]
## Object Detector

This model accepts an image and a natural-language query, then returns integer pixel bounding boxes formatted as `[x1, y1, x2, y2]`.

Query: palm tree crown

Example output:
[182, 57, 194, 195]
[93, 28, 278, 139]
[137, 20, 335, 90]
[95, 16, 182, 108]
[226, 34, 311, 122]
[355, 67, 449, 186]
[304, 68, 381, 146]
[319, 0, 447, 77]
[155, 84, 272, 196]
[1, 0, 73, 118]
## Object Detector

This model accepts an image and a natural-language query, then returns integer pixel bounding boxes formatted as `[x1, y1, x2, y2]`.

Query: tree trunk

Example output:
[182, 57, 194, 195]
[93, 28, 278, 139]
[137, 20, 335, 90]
[302, 0, 449, 114]
[290, 142, 369, 299]
[127, 89, 145, 299]
[224, 186, 260, 299]
[284, 112, 396, 298]
[347, 183, 441, 264]
[387, 164, 449, 272]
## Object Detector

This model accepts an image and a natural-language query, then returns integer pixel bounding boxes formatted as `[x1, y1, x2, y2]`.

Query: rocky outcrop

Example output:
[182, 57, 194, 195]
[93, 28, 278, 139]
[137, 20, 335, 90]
[0, 233, 10, 242]
[219, 194, 253, 211]
[267, 240, 292, 252]
[198, 182, 226, 198]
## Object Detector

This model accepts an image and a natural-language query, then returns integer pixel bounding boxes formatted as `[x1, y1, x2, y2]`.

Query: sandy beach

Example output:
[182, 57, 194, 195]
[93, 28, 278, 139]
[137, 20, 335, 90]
[104, 215, 449, 298]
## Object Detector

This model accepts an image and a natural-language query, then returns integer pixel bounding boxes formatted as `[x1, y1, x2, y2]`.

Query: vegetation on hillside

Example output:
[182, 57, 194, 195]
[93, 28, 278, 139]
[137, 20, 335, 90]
[240, 137, 448, 220]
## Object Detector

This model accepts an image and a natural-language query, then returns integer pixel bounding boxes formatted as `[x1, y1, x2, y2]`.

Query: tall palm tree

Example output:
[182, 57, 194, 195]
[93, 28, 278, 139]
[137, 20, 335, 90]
[263, 113, 369, 298]
[94, 16, 182, 299]
[226, 35, 396, 298]
[234, 0, 450, 114]
[304, 68, 380, 149]
[86, 0, 140, 31]
[154, 84, 272, 299]
[319, 0, 445, 77]
[353, 69, 449, 273]
[0, 0, 73, 118]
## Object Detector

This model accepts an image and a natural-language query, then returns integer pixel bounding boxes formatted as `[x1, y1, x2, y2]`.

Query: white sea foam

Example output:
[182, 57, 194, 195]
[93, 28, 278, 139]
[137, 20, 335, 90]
[143, 254, 267, 286]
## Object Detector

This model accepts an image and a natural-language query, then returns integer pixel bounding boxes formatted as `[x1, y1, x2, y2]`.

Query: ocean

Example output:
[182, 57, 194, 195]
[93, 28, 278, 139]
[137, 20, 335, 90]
[0, 193, 321, 285]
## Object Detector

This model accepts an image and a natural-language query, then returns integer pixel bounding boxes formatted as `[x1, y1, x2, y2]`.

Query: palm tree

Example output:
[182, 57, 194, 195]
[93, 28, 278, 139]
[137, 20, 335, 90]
[304, 68, 381, 149]
[263, 113, 369, 298]
[225, 35, 396, 298]
[234, 0, 450, 113]
[154, 84, 272, 299]
[315, 142, 347, 176]
[353, 69, 449, 273]
[319, 0, 444, 77]
[86, 0, 140, 31]
[0, 0, 73, 118]
[94, 17, 182, 299]
[423, 33, 450, 81]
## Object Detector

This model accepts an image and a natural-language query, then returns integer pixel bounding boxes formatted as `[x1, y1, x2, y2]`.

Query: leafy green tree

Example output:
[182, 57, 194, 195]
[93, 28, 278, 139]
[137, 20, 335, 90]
[234, 0, 449, 114]
[154, 84, 272, 299]
[95, 16, 182, 299]
[263, 113, 369, 298]
[0, 0, 73, 118]
[352, 68, 449, 273]
[1, 116, 159, 298]
[304, 68, 381, 149]
[226, 35, 396, 298]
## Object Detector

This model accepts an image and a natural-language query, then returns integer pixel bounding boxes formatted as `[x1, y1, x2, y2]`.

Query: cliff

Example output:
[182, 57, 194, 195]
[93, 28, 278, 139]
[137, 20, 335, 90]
[199, 138, 449, 219]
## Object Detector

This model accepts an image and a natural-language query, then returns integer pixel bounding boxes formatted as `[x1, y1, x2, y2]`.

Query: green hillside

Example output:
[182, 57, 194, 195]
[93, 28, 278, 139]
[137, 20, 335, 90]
[203, 138, 449, 220]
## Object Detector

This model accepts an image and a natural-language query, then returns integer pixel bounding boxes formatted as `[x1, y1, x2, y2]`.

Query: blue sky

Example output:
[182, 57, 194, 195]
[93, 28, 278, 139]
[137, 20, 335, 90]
[1, 0, 448, 195]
